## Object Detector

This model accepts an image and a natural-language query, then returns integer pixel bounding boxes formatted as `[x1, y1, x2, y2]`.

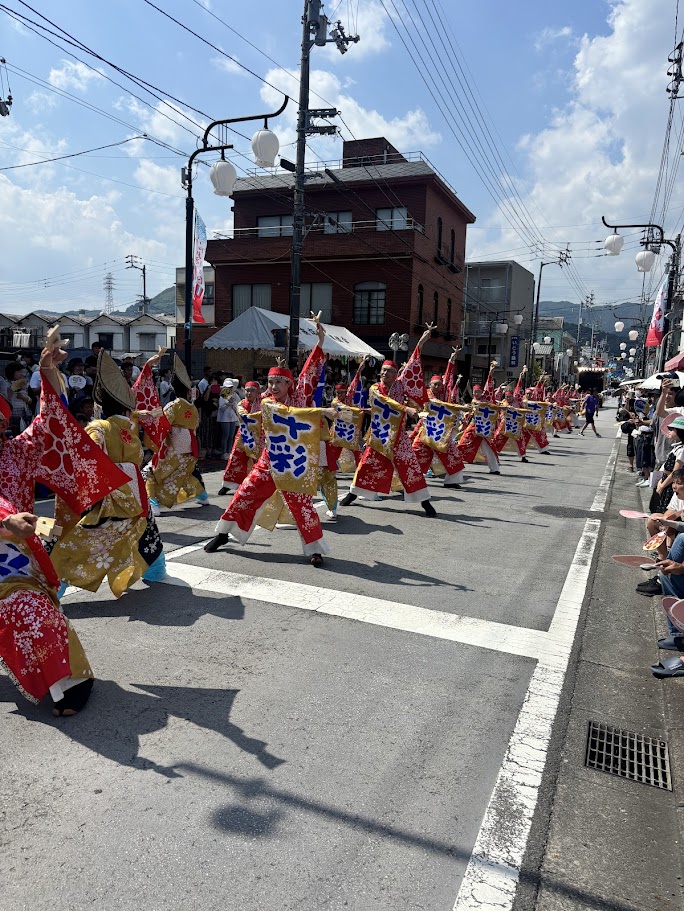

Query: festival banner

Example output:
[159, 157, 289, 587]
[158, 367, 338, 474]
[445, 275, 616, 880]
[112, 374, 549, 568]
[192, 209, 207, 324]
[261, 401, 321, 495]
[472, 402, 499, 439]
[645, 274, 667, 347]
[368, 388, 405, 460]
[524, 400, 546, 430]
[133, 364, 171, 451]
[237, 409, 262, 461]
[502, 406, 527, 440]
[416, 399, 462, 452]
[400, 357, 427, 406]
[329, 405, 365, 451]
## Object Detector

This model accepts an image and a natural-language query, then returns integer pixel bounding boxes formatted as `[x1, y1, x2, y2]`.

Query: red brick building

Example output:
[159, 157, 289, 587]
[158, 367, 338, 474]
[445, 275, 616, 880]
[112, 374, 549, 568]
[194, 138, 475, 376]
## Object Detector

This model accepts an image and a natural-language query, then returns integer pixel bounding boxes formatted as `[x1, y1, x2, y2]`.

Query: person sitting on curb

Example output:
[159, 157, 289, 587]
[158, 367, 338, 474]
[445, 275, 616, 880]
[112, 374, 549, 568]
[641, 467, 684, 565]
[648, 525, 684, 678]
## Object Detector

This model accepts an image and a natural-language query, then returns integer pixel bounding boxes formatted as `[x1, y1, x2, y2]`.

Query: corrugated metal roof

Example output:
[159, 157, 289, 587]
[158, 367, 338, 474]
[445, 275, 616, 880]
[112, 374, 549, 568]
[533, 343, 554, 355]
[233, 160, 437, 193]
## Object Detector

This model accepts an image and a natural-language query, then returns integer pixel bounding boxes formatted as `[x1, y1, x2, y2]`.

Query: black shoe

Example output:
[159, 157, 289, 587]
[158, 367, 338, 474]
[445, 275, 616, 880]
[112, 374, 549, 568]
[444, 483, 461, 489]
[204, 533, 229, 553]
[490, 470, 501, 475]
[217, 486, 230, 496]
[52, 678, 94, 717]
[340, 492, 357, 506]
[521, 457, 529, 463]
[636, 578, 662, 595]
[310, 553, 324, 567]
[421, 500, 436, 517]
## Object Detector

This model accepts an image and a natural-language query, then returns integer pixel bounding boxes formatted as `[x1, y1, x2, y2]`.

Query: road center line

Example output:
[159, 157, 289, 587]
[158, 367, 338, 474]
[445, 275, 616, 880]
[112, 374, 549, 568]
[452, 429, 619, 911]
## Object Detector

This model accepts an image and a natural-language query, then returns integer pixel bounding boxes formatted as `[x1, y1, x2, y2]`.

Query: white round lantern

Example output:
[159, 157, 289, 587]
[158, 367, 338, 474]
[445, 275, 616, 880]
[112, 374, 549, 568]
[251, 128, 280, 168]
[566, 348, 573, 356]
[604, 232, 625, 255]
[209, 159, 237, 197]
[614, 321, 624, 332]
[513, 314, 523, 325]
[543, 336, 552, 344]
[635, 249, 656, 273]
[574, 360, 579, 366]
[628, 329, 639, 341]
[629, 347, 637, 355]
[619, 342, 626, 350]
[629, 356, 635, 363]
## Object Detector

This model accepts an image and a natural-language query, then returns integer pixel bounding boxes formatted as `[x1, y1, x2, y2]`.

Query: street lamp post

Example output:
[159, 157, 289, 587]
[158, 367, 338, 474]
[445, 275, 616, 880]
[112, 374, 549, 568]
[182, 97, 289, 374]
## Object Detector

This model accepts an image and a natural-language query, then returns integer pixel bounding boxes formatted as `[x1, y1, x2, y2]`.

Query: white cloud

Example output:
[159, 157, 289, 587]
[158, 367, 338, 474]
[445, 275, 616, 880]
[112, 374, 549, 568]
[119, 98, 201, 147]
[468, 0, 681, 308]
[320, 1, 391, 61]
[133, 160, 182, 197]
[534, 26, 573, 51]
[25, 91, 58, 113]
[211, 55, 247, 77]
[48, 61, 104, 92]
[259, 66, 440, 157]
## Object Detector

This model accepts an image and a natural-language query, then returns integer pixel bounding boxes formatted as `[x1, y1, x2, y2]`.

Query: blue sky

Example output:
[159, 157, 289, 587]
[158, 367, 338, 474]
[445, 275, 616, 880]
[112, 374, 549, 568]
[0, 0, 681, 320]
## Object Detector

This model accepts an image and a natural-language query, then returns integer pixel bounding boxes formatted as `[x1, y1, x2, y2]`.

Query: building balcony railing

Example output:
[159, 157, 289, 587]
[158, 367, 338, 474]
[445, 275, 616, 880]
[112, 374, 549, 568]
[213, 217, 425, 241]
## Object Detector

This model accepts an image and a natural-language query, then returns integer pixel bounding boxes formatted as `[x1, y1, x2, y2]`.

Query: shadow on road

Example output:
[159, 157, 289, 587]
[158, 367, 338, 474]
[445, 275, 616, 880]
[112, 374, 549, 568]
[5, 680, 285, 775]
[64, 587, 246, 626]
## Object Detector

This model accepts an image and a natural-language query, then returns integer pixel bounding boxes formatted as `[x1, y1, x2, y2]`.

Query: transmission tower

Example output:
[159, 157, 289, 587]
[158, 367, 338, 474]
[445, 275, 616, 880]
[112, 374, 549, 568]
[103, 272, 115, 315]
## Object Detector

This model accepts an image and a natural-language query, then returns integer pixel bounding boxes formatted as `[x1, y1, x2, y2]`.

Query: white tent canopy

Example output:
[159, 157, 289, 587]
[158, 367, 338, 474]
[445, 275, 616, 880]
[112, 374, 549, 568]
[636, 371, 684, 391]
[202, 307, 382, 359]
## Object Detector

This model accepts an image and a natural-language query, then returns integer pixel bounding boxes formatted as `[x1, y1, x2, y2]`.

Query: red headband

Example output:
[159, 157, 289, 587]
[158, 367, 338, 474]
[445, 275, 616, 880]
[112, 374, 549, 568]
[472, 384, 483, 392]
[245, 381, 260, 389]
[430, 375, 443, 384]
[382, 360, 398, 370]
[335, 384, 347, 391]
[268, 366, 293, 382]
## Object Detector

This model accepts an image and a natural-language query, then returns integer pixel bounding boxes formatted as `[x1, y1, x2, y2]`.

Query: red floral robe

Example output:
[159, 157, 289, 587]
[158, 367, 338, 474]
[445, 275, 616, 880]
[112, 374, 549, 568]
[0, 377, 129, 702]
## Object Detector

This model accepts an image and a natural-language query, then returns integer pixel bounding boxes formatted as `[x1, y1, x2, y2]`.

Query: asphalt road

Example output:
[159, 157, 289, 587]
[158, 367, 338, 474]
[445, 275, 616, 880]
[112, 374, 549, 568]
[0, 410, 618, 911]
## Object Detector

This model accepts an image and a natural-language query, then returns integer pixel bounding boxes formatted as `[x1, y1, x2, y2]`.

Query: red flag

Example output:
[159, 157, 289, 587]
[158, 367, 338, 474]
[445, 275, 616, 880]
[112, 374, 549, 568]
[36, 379, 130, 515]
[133, 363, 172, 451]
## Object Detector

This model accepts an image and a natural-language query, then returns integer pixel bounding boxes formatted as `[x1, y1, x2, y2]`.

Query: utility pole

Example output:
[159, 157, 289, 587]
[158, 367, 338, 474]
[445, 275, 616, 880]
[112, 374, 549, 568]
[288, 0, 359, 370]
[529, 249, 570, 370]
[127, 254, 150, 315]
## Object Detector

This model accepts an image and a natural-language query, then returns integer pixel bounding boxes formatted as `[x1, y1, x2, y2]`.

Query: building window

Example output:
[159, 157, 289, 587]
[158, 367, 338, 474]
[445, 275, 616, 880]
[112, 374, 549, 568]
[446, 298, 452, 331]
[376, 206, 408, 231]
[450, 229, 455, 265]
[353, 281, 385, 324]
[232, 284, 272, 317]
[437, 217, 443, 254]
[98, 333, 114, 349]
[257, 214, 294, 237]
[139, 333, 157, 350]
[300, 283, 333, 322]
[477, 343, 497, 355]
[433, 291, 439, 324]
[323, 211, 352, 234]
[417, 284, 424, 324]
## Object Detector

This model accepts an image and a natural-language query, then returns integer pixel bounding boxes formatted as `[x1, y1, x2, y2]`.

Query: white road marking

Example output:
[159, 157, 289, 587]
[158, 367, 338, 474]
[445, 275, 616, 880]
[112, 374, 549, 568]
[160, 560, 562, 664]
[452, 431, 619, 911]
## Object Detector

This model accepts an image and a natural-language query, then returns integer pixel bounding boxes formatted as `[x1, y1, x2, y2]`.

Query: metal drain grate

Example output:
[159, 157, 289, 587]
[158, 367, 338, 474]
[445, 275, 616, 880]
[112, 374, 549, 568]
[585, 721, 672, 790]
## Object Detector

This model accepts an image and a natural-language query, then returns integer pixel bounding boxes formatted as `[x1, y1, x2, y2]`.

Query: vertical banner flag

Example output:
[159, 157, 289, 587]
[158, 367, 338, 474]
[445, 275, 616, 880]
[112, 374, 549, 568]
[645, 275, 668, 347]
[509, 336, 519, 368]
[192, 209, 207, 324]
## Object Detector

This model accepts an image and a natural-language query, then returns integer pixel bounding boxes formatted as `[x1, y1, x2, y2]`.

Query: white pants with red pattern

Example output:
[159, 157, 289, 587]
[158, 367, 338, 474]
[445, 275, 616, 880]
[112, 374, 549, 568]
[216, 453, 329, 556]
[350, 431, 430, 503]
[490, 427, 527, 460]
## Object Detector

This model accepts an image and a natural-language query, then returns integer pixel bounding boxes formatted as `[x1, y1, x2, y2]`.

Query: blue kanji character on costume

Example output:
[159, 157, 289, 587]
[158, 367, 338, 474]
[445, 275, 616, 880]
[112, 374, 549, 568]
[268, 435, 309, 477]
[271, 412, 311, 441]
[371, 414, 392, 445]
[240, 414, 258, 450]
[0, 544, 31, 578]
[425, 415, 447, 443]
[334, 418, 356, 443]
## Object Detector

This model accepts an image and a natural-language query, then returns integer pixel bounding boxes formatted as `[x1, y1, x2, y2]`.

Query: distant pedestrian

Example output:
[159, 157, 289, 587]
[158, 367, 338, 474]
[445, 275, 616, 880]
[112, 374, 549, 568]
[579, 389, 601, 437]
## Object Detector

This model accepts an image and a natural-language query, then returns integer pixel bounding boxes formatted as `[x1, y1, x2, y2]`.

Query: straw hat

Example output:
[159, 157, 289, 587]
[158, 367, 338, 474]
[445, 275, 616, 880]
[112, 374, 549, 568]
[93, 350, 135, 411]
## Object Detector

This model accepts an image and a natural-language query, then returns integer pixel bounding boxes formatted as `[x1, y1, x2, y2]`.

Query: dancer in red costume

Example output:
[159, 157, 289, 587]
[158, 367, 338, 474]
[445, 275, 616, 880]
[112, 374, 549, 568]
[457, 361, 503, 474]
[412, 349, 468, 487]
[0, 332, 129, 715]
[491, 366, 530, 463]
[204, 317, 335, 566]
[520, 378, 551, 454]
[339, 326, 436, 516]
[218, 381, 262, 495]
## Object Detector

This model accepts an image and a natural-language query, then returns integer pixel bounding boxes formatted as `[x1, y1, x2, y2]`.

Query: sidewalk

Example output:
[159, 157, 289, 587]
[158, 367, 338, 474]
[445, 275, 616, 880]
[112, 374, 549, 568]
[519, 433, 684, 911]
